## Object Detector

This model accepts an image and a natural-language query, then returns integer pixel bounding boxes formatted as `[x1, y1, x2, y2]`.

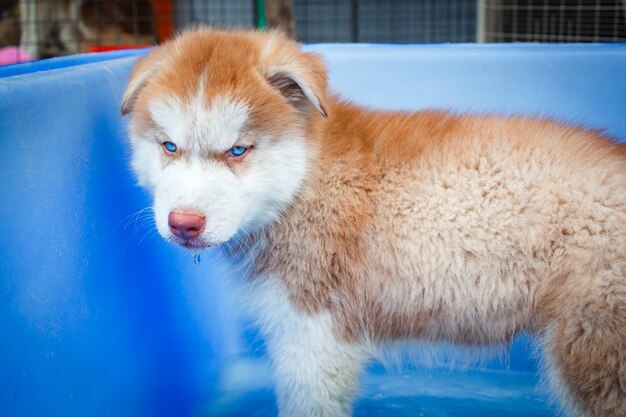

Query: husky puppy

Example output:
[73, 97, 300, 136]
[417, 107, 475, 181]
[122, 28, 626, 417]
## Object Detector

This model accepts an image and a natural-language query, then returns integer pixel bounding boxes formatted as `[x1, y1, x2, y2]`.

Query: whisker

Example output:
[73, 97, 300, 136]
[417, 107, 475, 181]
[138, 228, 160, 247]
[117, 207, 153, 231]
[121, 209, 158, 252]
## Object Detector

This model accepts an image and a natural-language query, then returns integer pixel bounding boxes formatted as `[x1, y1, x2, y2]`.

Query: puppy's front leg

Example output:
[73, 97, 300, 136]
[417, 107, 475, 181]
[253, 279, 368, 417]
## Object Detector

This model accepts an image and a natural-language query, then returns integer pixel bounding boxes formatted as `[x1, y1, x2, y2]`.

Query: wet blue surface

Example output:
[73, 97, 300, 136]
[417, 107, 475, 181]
[204, 363, 554, 417]
[1, 43, 625, 416]
[354, 367, 553, 417]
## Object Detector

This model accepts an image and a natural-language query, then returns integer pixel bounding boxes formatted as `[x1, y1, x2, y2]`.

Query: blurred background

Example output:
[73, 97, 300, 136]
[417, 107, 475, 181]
[0, 0, 625, 65]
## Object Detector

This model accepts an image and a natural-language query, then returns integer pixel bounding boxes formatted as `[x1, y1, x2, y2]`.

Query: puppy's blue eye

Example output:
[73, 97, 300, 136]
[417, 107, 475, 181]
[229, 146, 247, 157]
[162, 141, 177, 153]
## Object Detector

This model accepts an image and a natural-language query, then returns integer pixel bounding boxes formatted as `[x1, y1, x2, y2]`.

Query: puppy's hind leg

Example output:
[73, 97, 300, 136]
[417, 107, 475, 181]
[251, 278, 368, 417]
[541, 268, 626, 417]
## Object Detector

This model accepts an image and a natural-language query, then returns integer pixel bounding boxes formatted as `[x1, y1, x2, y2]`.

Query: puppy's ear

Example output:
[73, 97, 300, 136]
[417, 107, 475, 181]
[263, 34, 329, 117]
[121, 49, 165, 116]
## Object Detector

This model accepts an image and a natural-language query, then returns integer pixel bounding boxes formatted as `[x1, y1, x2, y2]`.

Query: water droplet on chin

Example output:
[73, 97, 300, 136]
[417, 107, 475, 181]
[193, 253, 201, 265]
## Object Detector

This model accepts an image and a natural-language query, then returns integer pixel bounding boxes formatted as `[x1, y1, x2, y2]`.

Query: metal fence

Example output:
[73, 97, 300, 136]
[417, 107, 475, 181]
[3, 0, 160, 62]
[174, 0, 253, 29]
[1, 0, 625, 66]
[480, 0, 626, 42]
[295, 0, 477, 43]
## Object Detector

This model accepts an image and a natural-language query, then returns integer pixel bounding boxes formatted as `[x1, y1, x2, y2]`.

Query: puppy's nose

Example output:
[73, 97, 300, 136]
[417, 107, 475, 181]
[168, 210, 206, 240]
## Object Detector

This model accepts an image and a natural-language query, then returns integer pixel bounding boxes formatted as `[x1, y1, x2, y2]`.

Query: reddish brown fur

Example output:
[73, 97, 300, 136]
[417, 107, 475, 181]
[125, 28, 626, 417]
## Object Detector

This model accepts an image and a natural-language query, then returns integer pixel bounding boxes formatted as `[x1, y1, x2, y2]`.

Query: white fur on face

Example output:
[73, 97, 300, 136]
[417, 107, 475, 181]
[149, 86, 250, 154]
[129, 87, 309, 248]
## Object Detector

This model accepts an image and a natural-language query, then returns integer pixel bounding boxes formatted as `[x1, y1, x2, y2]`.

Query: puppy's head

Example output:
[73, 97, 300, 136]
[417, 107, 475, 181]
[122, 28, 328, 249]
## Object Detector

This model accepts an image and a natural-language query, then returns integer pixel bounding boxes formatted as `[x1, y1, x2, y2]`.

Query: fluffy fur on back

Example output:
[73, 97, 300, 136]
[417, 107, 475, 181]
[123, 28, 626, 417]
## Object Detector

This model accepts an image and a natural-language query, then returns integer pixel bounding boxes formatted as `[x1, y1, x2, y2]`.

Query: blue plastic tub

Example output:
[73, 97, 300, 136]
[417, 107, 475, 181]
[1, 44, 625, 417]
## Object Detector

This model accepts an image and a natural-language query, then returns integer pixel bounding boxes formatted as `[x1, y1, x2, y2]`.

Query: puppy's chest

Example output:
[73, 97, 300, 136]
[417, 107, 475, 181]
[251, 164, 540, 342]
[249, 167, 368, 297]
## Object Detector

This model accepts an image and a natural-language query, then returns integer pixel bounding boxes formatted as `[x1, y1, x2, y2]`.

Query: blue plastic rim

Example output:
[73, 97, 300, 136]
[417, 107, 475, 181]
[0, 48, 150, 78]
[1, 43, 625, 417]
